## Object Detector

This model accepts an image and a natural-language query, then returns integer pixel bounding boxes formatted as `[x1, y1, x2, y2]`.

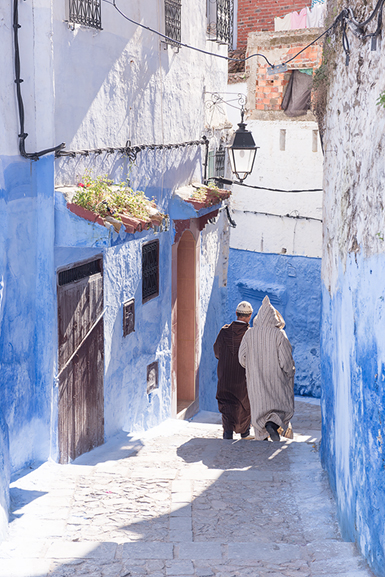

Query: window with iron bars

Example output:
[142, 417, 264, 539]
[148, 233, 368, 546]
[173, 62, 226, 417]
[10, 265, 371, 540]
[208, 146, 226, 187]
[165, 0, 182, 45]
[142, 240, 159, 303]
[68, 0, 102, 30]
[207, 0, 233, 45]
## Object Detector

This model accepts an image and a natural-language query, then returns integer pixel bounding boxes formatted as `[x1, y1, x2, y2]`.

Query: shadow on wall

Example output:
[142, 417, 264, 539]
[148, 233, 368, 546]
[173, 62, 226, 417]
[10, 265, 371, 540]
[56, 146, 204, 216]
[227, 249, 322, 398]
[0, 410, 10, 542]
[198, 277, 228, 414]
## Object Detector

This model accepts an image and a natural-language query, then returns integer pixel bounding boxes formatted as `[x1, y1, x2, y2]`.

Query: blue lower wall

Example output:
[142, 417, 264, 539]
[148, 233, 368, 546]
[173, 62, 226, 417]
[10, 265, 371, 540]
[227, 249, 322, 398]
[0, 410, 10, 541]
[0, 155, 55, 474]
[321, 253, 385, 577]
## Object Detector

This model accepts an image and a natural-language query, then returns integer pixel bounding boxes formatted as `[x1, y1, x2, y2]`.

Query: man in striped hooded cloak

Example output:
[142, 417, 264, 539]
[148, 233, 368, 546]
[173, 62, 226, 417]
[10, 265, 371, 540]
[238, 296, 295, 442]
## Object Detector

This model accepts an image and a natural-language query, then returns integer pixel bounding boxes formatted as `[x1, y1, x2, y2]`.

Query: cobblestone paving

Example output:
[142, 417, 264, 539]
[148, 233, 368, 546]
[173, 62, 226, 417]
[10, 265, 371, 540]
[0, 400, 376, 577]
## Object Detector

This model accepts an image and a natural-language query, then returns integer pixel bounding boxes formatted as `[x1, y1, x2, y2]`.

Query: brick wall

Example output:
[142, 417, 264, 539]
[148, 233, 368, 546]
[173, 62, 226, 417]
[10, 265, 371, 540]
[237, 0, 311, 49]
[255, 44, 321, 111]
[246, 30, 323, 113]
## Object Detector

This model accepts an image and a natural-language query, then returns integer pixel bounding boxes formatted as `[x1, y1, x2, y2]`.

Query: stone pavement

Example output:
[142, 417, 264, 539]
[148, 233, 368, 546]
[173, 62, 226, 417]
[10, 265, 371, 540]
[0, 399, 375, 577]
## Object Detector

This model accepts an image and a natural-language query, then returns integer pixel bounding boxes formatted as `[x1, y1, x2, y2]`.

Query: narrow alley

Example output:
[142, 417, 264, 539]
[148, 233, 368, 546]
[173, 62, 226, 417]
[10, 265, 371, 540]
[0, 399, 374, 577]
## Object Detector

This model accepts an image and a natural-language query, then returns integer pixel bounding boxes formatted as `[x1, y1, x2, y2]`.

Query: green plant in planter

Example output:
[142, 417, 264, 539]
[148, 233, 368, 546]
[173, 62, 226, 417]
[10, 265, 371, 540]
[109, 186, 151, 220]
[72, 172, 165, 222]
[73, 171, 113, 216]
[191, 183, 224, 206]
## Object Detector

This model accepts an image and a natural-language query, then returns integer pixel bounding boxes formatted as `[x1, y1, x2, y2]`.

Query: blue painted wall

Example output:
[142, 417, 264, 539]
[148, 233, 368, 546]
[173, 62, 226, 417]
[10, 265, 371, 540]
[198, 216, 229, 413]
[321, 253, 385, 577]
[103, 230, 173, 436]
[0, 155, 55, 475]
[0, 410, 10, 541]
[227, 249, 322, 398]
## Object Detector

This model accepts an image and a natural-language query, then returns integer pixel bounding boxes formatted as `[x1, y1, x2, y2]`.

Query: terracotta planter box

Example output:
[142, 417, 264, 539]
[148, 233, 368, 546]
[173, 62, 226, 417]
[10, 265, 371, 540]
[150, 213, 164, 226]
[136, 217, 151, 231]
[185, 188, 232, 211]
[67, 203, 104, 227]
[185, 198, 207, 210]
[118, 214, 141, 234]
[104, 215, 123, 233]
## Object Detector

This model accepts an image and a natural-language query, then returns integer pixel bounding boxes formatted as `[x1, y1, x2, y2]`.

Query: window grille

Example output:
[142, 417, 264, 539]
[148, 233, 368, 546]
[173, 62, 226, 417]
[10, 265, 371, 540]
[142, 240, 159, 303]
[208, 147, 226, 186]
[207, 150, 215, 180]
[207, 0, 233, 45]
[68, 0, 102, 30]
[165, 0, 182, 44]
[58, 259, 102, 286]
[215, 147, 226, 177]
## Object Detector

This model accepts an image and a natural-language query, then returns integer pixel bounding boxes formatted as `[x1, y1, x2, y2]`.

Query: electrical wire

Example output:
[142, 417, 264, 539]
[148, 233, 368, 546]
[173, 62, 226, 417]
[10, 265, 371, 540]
[234, 182, 323, 194]
[210, 177, 323, 193]
[103, 0, 275, 66]
[13, 0, 385, 162]
[240, 209, 322, 222]
[13, 0, 65, 160]
[103, 0, 383, 72]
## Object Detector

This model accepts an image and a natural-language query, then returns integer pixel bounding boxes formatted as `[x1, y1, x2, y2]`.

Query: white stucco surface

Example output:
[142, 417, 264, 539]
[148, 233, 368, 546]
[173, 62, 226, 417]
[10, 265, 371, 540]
[52, 0, 228, 186]
[229, 119, 323, 257]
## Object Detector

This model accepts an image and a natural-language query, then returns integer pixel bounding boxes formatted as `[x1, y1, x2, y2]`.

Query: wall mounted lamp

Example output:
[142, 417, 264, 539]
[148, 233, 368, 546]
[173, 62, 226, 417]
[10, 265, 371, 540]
[227, 108, 259, 183]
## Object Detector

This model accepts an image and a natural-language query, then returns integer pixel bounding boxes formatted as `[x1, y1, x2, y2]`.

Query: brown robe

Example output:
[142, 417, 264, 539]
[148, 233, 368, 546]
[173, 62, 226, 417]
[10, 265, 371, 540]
[214, 321, 251, 434]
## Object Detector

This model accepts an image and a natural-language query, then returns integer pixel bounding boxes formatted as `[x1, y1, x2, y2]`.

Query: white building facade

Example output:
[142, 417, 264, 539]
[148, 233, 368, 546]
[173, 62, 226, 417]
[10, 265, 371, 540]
[224, 28, 324, 400]
[0, 0, 233, 539]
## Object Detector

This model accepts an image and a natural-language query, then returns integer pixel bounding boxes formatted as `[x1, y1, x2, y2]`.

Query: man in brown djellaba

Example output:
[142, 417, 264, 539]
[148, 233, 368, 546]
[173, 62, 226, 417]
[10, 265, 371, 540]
[214, 301, 253, 440]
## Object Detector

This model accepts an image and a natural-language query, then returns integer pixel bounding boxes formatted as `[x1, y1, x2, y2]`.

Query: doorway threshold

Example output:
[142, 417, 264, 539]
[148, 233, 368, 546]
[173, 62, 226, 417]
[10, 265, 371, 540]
[176, 398, 199, 420]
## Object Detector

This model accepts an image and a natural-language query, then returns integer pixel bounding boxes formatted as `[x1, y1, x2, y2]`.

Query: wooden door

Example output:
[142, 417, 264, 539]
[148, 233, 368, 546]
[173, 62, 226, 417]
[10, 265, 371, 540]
[176, 231, 196, 413]
[57, 259, 104, 464]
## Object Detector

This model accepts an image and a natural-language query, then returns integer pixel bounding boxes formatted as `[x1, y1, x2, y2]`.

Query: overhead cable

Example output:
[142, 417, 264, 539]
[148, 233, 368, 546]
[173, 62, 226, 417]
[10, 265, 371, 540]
[240, 209, 322, 222]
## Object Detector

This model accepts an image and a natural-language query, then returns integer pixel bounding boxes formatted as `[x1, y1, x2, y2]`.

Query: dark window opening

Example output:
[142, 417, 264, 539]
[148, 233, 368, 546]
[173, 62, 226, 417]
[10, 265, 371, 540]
[147, 361, 159, 394]
[281, 70, 313, 117]
[68, 0, 102, 30]
[142, 240, 159, 303]
[123, 298, 135, 337]
[165, 0, 182, 44]
[207, 0, 233, 45]
[58, 259, 102, 286]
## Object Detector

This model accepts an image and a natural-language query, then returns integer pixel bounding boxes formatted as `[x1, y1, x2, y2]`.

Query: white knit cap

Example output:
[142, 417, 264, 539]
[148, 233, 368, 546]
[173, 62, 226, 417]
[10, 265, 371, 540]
[236, 301, 253, 315]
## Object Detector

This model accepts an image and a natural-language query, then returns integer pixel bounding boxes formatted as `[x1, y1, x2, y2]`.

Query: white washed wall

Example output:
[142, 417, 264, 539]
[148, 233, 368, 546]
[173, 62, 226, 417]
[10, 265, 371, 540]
[229, 118, 323, 257]
[52, 0, 228, 186]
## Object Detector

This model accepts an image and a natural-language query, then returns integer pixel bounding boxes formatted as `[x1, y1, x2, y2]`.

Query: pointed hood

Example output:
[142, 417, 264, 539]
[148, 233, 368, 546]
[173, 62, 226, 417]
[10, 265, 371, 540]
[253, 295, 285, 330]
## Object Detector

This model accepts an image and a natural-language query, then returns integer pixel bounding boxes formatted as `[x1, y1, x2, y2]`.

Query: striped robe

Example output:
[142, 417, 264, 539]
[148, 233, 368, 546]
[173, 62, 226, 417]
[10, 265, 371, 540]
[238, 296, 295, 440]
[214, 321, 251, 434]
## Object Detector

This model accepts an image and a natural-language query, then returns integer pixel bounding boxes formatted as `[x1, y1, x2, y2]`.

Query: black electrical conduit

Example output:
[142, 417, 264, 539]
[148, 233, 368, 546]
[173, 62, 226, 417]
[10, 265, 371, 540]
[12, 0, 385, 162]
[241, 209, 322, 222]
[209, 177, 323, 194]
[56, 137, 208, 159]
[13, 0, 65, 160]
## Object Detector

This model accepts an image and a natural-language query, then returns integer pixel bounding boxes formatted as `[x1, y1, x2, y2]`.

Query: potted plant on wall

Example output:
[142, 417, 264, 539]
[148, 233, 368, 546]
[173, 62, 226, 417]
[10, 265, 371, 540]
[68, 172, 166, 234]
[185, 183, 231, 210]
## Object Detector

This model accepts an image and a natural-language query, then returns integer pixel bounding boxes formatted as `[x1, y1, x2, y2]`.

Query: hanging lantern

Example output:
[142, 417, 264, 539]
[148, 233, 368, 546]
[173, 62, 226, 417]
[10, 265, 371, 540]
[227, 109, 259, 182]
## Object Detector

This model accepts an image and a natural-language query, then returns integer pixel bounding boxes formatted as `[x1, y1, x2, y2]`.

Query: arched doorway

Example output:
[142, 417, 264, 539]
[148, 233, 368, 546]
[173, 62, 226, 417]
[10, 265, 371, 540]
[174, 229, 199, 417]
